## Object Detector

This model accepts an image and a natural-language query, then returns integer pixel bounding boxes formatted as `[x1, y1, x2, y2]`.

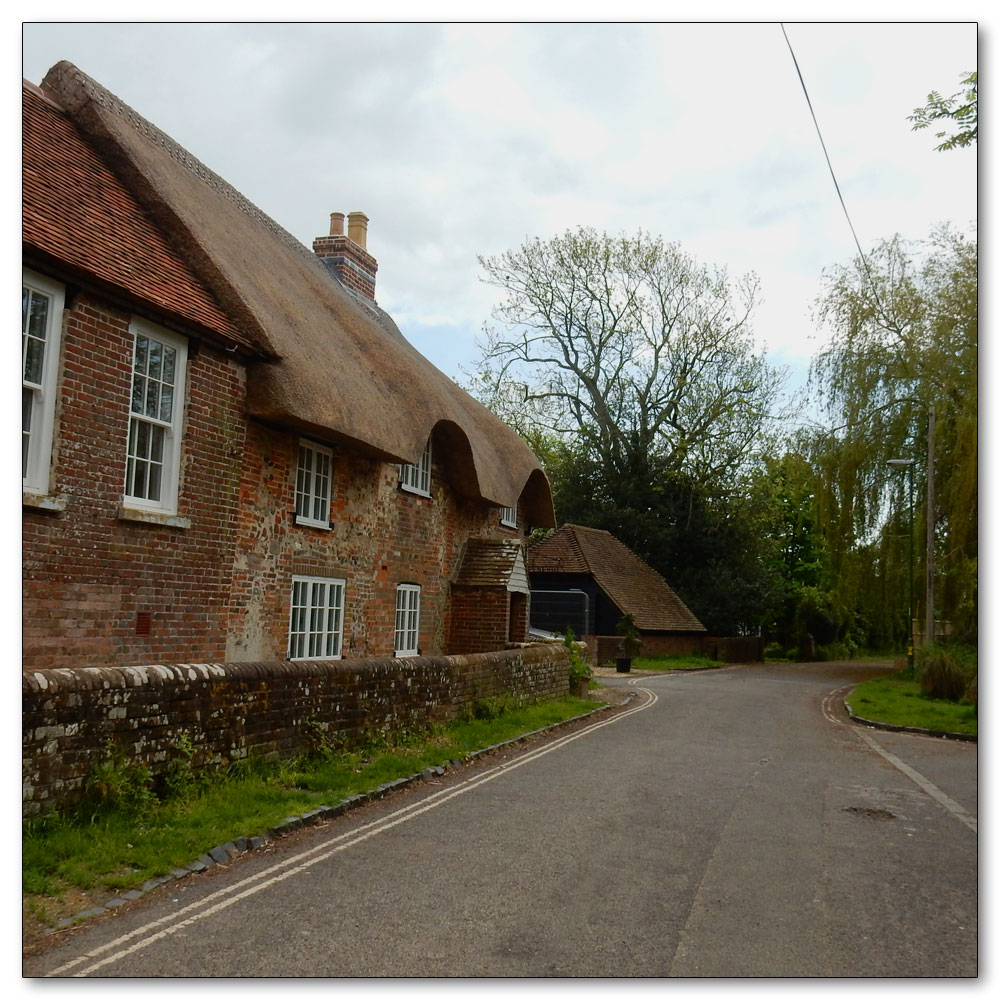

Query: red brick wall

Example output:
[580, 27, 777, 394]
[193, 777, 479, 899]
[22, 290, 246, 671]
[312, 235, 378, 300]
[22, 283, 529, 671]
[226, 418, 525, 661]
[22, 644, 571, 816]
[449, 588, 510, 653]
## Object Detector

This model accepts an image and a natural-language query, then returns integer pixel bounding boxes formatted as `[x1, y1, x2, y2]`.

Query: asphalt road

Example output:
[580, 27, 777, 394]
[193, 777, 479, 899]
[24, 660, 978, 978]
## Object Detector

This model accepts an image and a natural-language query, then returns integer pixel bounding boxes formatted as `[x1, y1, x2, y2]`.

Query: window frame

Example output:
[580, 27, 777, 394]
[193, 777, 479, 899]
[399, 440, 432, 497]
[22, 269, 64, 495]
[123, 319, 187, 515]
[394, 583, 421, 657]
[499, 505, 518, 528]
[288, 574, 346, 661]
[295, 438, 334, 529]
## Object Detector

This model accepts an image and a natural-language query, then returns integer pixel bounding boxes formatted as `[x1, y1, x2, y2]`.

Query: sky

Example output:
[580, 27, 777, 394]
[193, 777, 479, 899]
[20, 15, 979, 411]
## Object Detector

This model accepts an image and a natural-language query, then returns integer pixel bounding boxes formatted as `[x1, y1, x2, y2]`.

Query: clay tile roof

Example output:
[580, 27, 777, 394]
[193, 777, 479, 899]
[33, 62, 554, 527]
[22, 80, 251, 351]
[453, 539, 527, 588]
[527, 524, 706, 633]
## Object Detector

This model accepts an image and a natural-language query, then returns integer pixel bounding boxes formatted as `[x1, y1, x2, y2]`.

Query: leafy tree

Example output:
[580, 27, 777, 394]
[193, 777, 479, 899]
[475, 228, 785, 491]
[908, 71, 978, 151]
[468, 229, 790, 635]
[806, 227, 977, 643]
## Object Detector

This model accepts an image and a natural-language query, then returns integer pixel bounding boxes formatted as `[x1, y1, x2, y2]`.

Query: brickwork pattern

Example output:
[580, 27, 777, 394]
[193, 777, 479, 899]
[22, 644, 571, 816]
[312, 235, 378, 299]
[22, 292, 247, 671]
[23, 285, 527, 671]
[227, 422, 525, 662]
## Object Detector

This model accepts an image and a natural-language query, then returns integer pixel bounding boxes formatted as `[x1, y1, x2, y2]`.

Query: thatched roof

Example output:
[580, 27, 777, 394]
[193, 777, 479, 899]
[31, 62, 554, 526]
[22, 81, 248, 350]
[527, 524, 706, 633]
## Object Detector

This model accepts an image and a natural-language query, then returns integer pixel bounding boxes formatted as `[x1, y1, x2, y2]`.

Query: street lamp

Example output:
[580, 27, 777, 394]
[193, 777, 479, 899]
[887, 458, 915, 673]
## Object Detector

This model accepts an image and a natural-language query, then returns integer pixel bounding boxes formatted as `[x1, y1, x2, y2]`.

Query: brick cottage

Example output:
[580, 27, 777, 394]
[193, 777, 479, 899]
[22, 62, 556, 674]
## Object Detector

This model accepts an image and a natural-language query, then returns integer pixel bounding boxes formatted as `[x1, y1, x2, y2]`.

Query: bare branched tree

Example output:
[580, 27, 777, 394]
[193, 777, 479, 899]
[473, 227, 785, 489]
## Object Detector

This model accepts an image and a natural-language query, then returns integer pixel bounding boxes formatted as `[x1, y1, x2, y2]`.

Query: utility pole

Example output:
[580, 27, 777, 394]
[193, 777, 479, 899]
[925, 404, 936, 647]
[887, 458, 916, 671]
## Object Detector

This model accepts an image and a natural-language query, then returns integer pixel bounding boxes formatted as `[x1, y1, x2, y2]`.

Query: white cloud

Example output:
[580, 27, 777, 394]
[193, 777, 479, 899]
[22, 20, 978, 385]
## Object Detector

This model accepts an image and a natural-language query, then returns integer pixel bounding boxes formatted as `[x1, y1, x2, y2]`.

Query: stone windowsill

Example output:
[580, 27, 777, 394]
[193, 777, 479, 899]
[23, 491, 68, 513]
[117, 505, 191, 530]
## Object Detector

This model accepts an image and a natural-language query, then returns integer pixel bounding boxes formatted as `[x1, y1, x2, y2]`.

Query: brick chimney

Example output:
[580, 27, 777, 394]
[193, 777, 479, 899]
[312, 211, 378, 300]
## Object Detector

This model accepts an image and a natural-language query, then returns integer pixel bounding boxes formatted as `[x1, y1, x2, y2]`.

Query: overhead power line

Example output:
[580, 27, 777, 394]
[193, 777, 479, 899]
[780, 23, 884, 304]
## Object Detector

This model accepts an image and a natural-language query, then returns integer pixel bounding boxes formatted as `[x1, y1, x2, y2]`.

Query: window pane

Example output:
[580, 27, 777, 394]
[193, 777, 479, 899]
[27, 289, 50, 343]
[133, 419, 150, 458]
[147, 462, 162, 502]
[295, 454, 310, 517]
[160, 383, 174, 423]
[23, 331, 46, 385]
[22, 289, 48, 386]
[149, 424, 165, 464]
[22, 387, 34, 478]
[131, 368, 146, 414]
[162, 346, 176, 386]
[159, 346, 176, 421]
[147, 339, 162, 381]
[144, 378, 161, 418]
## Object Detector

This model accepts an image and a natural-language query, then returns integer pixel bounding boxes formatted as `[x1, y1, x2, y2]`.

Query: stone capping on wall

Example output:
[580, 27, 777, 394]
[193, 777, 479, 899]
[23, 644, 571, 817]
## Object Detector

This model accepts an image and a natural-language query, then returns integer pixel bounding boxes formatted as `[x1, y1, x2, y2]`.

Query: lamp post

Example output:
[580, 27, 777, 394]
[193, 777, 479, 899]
[887, 458, 915, 673]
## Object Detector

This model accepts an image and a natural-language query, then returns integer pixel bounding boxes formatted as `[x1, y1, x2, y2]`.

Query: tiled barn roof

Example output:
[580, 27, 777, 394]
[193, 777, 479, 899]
[527, 524, 706, 633]
[26, 63, 554, 526]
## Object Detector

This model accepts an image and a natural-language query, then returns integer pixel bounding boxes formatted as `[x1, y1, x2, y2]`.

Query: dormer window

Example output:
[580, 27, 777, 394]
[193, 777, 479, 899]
[399, 440, 431, 497]
[295, 439, 333, 528]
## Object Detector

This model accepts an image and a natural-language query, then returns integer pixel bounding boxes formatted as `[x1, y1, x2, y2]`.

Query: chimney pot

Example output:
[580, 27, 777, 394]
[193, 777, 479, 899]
[347, 211, 369, 249]
[329, 212, 345, 236]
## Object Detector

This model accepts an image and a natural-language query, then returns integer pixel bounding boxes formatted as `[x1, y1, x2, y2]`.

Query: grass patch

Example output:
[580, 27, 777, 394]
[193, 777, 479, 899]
[846, 673, 977, 736]
[629, 654, 723, 672]
[23, 695, 596, 923]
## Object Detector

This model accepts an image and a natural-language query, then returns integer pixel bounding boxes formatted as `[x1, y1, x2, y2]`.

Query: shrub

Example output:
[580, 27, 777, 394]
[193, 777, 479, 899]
[563, 628, 592, 690]
[916, 642, 977, 702]
[79, 741, 156, 819]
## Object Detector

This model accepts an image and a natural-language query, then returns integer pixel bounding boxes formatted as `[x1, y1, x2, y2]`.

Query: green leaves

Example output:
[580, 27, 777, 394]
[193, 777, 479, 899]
[908, 70, 978, 151]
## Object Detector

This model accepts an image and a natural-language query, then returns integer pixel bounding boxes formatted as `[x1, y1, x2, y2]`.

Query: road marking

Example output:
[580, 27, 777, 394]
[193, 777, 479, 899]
[851, 727, 977, 834]
[44, 688, 658, 977]
[822, 684, 977, 835]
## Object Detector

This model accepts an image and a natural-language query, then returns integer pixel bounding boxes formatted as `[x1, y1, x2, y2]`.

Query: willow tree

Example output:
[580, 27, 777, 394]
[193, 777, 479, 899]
[808, 226, 977, 640]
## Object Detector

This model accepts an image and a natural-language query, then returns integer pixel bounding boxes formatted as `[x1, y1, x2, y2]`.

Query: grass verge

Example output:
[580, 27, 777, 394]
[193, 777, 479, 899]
[23, 694, 597, 931]
[629, 654, 723, 671]
[846, 673, 977, 737]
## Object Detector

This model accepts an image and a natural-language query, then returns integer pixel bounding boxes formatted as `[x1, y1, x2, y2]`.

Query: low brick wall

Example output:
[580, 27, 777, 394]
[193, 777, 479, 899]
[22, 644, 570, 817]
